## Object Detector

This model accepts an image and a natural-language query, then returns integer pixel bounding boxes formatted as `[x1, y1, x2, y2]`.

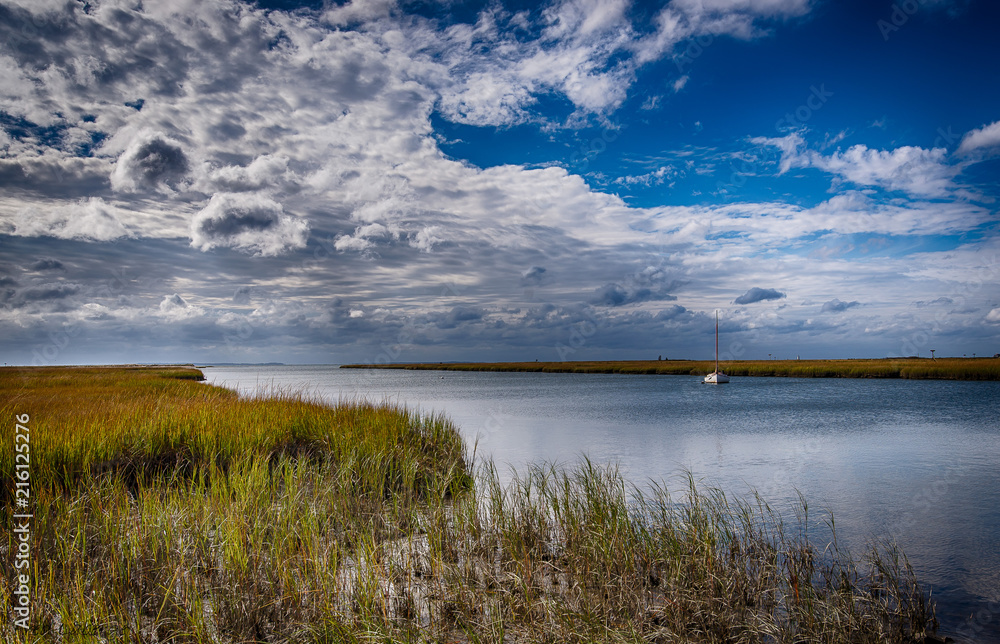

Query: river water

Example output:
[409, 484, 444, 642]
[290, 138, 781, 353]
[203, 365, 1000, 642]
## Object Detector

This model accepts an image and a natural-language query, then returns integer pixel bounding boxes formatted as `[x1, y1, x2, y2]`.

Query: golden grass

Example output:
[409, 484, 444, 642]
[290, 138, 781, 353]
[0, 366, 469, 504]
[0, 366, 940, 643]
[343, 357, 1000, 380]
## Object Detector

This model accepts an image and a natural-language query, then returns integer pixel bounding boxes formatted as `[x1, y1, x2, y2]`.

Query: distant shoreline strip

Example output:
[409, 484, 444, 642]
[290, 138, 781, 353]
[341, 358, 1000, 381]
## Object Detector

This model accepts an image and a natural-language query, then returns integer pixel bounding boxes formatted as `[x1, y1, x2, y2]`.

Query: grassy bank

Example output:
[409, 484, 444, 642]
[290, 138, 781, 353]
[342, 357, 1000, 380]
[2, 366, 939, 642]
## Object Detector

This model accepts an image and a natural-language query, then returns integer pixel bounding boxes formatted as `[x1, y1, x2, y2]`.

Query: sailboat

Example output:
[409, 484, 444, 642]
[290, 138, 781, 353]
[703, 310, 730, 384]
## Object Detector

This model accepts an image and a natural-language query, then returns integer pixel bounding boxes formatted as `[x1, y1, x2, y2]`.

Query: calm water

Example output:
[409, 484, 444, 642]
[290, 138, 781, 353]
[203, 365, 1000, 642]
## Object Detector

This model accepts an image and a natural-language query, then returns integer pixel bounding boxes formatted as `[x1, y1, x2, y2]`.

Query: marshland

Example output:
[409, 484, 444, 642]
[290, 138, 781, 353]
[341, 357, 1000, 381]
[0, 365, 947, 643]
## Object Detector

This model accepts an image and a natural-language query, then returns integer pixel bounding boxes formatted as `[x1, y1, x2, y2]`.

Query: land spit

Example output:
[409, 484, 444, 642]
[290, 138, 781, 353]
[342, 357, 1000, 381]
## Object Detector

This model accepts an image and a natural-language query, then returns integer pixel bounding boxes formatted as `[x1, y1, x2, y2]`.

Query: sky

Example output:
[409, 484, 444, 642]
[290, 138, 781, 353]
[1, 0, 999, 366]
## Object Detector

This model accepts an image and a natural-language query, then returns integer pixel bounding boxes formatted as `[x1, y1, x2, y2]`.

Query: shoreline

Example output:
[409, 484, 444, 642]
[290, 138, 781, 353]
[341, 357, 1000, 381]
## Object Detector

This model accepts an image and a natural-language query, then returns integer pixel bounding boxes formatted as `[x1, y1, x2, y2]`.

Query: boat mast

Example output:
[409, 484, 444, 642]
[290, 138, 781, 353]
[715, 310, 719, 373]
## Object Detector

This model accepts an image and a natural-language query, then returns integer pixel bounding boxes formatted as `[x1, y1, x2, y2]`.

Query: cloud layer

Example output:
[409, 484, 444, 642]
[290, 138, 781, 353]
[0, 0, 997, 365]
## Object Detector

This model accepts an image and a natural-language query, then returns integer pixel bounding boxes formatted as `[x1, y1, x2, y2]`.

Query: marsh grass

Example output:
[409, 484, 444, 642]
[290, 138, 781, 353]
[2, 366, 938, 642]
[344, 357, 1000, 381]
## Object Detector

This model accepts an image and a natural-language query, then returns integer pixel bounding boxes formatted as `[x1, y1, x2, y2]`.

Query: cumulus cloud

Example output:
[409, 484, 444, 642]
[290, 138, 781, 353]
[821, 298, 860, 313]
[591, 283, 633, 306]
[957, 120, 1000, 157]
[437, 71, 538, 128]
[158, 293, 204, 320]
[110, 131, 190, 193]
[814, 145, 956, 197]
[987, 308, 1000, 324]
[334, 234, 375, 253]
[410, 226, 443, 252]
[161, 293, 187, 311]
[13, 197, 130, 241]
[335, 222, 401, 254]
[656, 304, 689, 320]
[203, 155, 293, 192]
[589, 267, 681, 307]
[190, 193, 309, 256]
[30, 258, 66, 271]
[323, 0, 397, 26]
[436, 305, 484, 329]
[734, 287, 785, 304]
[753, 134, 958, 197]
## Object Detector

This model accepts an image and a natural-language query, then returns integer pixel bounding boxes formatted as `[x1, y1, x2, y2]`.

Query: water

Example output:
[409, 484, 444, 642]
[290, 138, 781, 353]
[203, 365, 1000, 642]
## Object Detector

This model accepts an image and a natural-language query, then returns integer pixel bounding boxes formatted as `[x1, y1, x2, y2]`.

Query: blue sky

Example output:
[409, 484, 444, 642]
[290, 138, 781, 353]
[1, 0, 999, 365]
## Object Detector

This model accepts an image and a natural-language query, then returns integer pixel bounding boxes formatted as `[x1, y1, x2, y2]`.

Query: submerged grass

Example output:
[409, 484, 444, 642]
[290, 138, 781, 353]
[343, 357, 1000, 381]
[2, 366, 939, 642]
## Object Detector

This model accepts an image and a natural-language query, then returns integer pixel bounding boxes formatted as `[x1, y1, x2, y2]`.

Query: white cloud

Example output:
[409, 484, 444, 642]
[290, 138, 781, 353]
[110, 131, 191, 193]
[158, 293, 205, 321]
[202, 155, 293, 192]
[614, 166, 678, 187]
[957, 120, 1000, 157]
[334, 221, 400, 254]
[334, 234, 374, 252]
[821, 298, 861, 313]
[753, 134, 958, 197]
[640, 95, 662, 110]
[987, 308, 1000, 324]
[425, 0, 815, 126]
[673, 75, 689, 92]
[14, 197, 131, 241]
[669, 0, 811, 37]
[631, 0, 811, 66]
[813, 145, 955, 197]
[436, 71, 536, 127]
[678, 0, 812, 15]
[323, 0, 396, 26]
[410, 225, 443, 252]
[190, 193, 309, 256]
[750, 131, 806, 173]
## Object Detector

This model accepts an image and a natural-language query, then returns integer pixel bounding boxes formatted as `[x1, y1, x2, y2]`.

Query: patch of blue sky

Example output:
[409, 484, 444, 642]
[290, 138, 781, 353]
[0, 110, 67, 149]
[960, 160, 1000, 202]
